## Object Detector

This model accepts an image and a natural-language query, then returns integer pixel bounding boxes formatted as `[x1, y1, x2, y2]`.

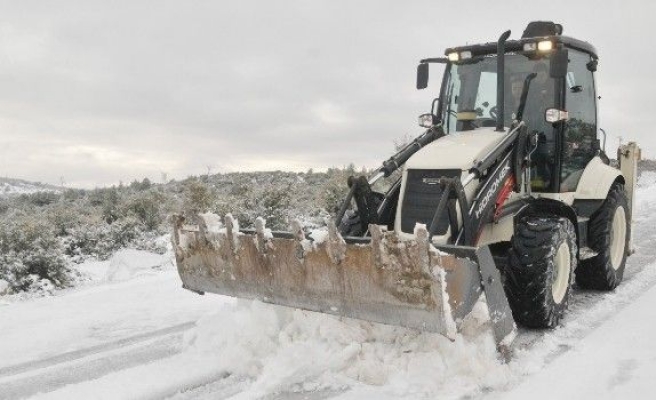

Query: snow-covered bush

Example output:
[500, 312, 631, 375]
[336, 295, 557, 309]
[101, 187, 123, 224]
[64, 217, 142, 261]
[183, 178, 214, 215]
[46, 201, 89, 236]
[124, 190, 165, 232]
[321, 168, 354, 214]
[0, 217, 72, 293]
[0, 167, 371, 293]
[258, 184, 293, 230]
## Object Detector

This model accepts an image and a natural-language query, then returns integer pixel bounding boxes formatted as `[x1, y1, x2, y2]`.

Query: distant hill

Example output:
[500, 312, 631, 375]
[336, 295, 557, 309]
[0, 177, 64, 197]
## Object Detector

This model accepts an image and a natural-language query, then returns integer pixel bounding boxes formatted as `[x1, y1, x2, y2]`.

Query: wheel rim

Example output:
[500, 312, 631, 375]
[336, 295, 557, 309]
[610, 206, 627, 270]
[552, 242, 571, 304]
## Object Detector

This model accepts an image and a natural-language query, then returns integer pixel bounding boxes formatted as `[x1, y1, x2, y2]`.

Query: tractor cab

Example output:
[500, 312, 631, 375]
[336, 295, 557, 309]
[418, 21, 601, 194]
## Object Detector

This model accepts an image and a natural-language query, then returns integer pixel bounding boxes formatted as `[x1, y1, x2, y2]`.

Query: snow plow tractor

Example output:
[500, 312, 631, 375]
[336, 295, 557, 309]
[172, 21, 640, 353]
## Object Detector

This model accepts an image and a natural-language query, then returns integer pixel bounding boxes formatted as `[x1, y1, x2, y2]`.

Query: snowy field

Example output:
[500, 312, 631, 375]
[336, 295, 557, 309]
[2, 174, 656, 399]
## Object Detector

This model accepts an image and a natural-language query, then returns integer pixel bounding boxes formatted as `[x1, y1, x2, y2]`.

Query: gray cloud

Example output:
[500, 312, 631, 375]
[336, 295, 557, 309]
[0, 0, 653, 187]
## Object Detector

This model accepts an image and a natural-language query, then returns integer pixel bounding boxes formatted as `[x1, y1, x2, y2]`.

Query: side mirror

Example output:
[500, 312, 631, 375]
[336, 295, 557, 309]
[550, 49, 568, 78]
[417, 63, 429, 89]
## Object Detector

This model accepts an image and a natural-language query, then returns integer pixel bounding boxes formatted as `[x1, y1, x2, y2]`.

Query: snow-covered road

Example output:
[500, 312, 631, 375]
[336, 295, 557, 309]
[0, 251, 228, 400]
[2, 174, 656, 399]
[495, 281, 656, 400]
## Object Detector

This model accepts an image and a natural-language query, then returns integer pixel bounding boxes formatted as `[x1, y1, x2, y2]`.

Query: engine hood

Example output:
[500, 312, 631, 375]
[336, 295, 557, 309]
[405, 128, 508, 171]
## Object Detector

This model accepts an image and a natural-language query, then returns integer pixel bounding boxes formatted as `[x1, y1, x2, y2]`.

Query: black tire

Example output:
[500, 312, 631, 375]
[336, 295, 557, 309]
[575, 184, 629, 290]
[504, 216, 578, 328]
[338, 210, 364, 237]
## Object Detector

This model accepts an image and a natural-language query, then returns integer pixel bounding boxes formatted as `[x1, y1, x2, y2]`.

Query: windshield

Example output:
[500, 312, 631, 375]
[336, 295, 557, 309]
[441, 54, 556, 135]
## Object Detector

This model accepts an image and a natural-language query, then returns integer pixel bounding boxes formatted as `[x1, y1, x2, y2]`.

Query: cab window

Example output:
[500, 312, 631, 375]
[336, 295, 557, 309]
[560, 50, 597, 192]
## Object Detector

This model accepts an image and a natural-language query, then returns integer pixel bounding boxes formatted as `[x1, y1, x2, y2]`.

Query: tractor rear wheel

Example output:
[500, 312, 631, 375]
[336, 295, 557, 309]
[504, 216, 577, 328]
[575, 184, 629, 290]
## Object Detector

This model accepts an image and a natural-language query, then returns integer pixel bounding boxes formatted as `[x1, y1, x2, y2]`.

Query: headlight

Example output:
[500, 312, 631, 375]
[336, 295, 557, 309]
[447, 51, 472, 62]
[523, 41, 554, 52]
[523, 42, 537, 51]
[545, 108, 569, 123]
[537, 40, 553, 51]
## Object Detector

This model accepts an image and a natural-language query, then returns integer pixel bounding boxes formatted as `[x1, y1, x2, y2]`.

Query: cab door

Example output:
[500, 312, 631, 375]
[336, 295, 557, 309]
[560, 50, 598, 192]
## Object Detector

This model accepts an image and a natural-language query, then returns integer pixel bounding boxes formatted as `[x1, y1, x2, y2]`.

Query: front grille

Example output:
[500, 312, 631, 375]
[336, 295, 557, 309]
[401, 169, 462, 235]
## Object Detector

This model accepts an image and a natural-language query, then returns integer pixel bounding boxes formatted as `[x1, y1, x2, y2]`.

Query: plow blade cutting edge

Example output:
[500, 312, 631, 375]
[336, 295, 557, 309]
[172, 214, 516, 353]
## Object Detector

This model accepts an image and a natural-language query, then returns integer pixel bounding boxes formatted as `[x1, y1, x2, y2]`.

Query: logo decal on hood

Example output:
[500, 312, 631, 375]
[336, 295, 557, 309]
[475, 163, 511, 220]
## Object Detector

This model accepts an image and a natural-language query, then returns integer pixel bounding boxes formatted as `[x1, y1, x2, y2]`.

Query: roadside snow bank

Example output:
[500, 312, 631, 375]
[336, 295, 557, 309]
[183, 300, 511, 399]
[636, 171, 656, 209]
[105, 249, 173, 282]
[0, 279, 9, 295]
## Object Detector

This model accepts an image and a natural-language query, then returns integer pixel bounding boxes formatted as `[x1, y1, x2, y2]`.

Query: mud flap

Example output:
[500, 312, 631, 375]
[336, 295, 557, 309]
[172, 214, 516, 354]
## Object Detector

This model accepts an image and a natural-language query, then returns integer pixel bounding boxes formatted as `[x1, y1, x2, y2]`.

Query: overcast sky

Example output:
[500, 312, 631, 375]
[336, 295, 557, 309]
[0, 0, 653, 188]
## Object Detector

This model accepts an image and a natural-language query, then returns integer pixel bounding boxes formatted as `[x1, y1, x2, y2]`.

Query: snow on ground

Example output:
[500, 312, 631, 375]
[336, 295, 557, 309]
[2, 173, 656, 399]
[20, 299, 506, 400]
[0, 250, 224, 371]
[104, 249, 172, 282]
[494, 281, 656, 400]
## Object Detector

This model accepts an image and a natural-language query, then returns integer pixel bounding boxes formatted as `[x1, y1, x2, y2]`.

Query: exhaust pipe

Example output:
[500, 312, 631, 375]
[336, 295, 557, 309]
[495, 30, 511, 132]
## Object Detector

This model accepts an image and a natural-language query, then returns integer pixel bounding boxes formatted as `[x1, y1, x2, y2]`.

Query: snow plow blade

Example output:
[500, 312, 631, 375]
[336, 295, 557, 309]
[172, 214, 516, 352]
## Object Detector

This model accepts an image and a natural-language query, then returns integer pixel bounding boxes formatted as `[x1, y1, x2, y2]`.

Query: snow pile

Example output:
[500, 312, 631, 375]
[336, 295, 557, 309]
[0, 279, 9, 295]
[183, 300, 511, 399]
[309, 228, 329, 244]
[636, 171, 656, 209]
[74, 259, 111, 283]
[104, 249, 173, 282]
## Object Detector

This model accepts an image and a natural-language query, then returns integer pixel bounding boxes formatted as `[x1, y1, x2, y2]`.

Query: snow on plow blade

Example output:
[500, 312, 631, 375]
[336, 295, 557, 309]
[172, 214, 516, 352]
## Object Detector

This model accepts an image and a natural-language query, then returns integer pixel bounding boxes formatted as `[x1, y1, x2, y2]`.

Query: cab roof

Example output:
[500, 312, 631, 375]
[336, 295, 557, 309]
[444, 35, 598, 60]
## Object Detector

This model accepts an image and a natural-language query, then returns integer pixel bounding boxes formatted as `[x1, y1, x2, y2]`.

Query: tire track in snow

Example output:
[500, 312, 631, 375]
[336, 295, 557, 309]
[0, 322, 195, 400]
[0, 321, 195, 379]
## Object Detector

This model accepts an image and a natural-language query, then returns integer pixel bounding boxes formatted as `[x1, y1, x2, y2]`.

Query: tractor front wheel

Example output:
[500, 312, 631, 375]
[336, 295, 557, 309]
[504, 216, 578, 328]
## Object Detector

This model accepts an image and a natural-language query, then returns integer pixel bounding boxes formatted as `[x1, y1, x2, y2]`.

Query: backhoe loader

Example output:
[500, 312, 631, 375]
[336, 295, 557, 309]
[172, 21, 640, 353]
